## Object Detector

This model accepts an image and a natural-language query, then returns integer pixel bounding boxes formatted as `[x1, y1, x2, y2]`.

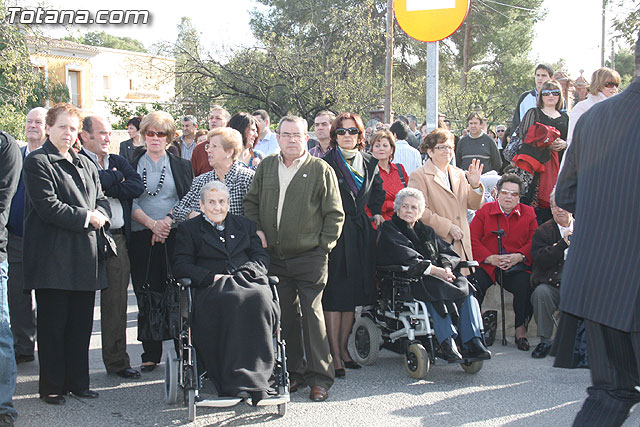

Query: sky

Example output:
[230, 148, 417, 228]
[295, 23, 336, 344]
[23, 0, 634, 81]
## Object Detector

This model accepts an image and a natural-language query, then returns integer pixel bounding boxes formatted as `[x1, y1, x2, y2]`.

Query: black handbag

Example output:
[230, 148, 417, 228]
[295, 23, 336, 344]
[97, 228, 118, 260]
[137, 245, 181, 342]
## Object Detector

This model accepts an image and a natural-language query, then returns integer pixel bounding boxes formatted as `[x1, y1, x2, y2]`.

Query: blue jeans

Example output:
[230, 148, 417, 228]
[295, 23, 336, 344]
[0, 260, 18, 420]
[427, 294, 483, 345]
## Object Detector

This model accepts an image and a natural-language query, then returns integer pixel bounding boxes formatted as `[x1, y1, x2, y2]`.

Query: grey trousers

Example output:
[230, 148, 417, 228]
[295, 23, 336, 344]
[269, 248, 335, 390]
[531, 283, 560, 341]
[100, 233, 132, 373]
[7, 234, 36, 357]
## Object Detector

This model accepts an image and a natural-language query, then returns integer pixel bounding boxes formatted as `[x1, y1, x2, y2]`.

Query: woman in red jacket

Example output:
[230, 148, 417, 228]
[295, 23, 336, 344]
[470, 174, 538, 351]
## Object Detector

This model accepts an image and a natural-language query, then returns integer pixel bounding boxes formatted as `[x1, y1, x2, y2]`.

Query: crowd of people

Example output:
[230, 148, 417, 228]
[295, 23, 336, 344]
[0, 47, 636, 426]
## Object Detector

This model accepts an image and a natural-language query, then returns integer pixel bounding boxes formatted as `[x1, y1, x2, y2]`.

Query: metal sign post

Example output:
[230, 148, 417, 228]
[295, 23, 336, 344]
[426, 41, 439, 134]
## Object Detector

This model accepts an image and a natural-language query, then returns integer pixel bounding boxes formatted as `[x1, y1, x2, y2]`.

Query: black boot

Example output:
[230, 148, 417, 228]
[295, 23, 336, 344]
[440, 337, 463, 362]
[467, 337, 492, 360]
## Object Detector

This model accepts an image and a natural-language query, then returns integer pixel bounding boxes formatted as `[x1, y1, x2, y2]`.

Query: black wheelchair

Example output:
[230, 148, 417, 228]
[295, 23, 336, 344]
[349, 261, 487, 379]
[164, 277, 289, 421]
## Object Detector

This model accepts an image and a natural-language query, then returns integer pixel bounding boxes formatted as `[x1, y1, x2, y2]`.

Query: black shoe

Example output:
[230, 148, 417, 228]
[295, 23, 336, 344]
[439, 338, 463, 362]
[115, 368, 141, 379]
[140, 363, 157, 372]
[15, 354, 35, 364]
[467, 337, 492, 360]
[41, 394, 66, 405]
[343, 360, 361, 369]
[71, 389, 99, 399]
[482, 311, 497, 347]
[531, 342, 552, 359]
[335, 368, 346, 378]
[515, 337, 530, 351]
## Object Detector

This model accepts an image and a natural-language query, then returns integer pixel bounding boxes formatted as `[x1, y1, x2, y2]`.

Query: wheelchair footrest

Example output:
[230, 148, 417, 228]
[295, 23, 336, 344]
[196, 397, 243, 408]
[247, 394, 290, 407]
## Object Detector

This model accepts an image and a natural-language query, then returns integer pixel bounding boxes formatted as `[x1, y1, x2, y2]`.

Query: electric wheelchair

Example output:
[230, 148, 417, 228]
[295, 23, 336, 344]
[349, 261, 487, 379]
[164, 277, 289, 421]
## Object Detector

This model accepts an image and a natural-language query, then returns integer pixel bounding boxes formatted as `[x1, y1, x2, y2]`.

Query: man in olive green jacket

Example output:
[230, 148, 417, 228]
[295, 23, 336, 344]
[244, 115, 344, 402]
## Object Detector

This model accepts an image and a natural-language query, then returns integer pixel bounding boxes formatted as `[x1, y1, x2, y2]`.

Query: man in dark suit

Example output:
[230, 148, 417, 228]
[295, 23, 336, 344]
[555, 34, 640, 427]
[79, 116, 144, 380]
[7, 108, 47, 366]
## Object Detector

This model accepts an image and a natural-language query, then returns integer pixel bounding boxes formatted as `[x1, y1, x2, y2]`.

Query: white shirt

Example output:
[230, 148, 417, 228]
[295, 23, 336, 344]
[255, 130, 280, 156]
[557, 220, 574, 259]
[82, 149, 125, 229]
[393, 140, 422, 175]
[276, 151, 308, 227]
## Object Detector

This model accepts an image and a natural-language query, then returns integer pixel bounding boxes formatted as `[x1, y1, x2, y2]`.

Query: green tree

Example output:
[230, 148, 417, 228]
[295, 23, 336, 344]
[611, 0, 640, 45]
[606, 48, 635, 90]
[63, 31, 147, 52]
[0, 0, 69, 139]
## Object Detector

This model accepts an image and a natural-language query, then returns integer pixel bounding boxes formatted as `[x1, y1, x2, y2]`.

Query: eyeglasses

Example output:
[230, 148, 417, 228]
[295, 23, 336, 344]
[145, 131, 168, 138]
[434, 145, 454, 152]
[541, 90, 561, 97]
[496, 129, 505, 133]
[335, 127, 360, 136]
[279, 132, 303, 139]
[499, 189, 520, 197]
[604, 82, 619, 89]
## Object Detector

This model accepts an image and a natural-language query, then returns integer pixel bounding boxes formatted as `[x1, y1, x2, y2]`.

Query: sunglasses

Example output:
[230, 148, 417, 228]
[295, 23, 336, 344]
[145, 131, 168, 138]
[541, 90, 561, 97]
[335, 127, 360, 136]
[496, 129, 505, 133]
[604, 82, 619, 89]
[499, 189, 520, 197]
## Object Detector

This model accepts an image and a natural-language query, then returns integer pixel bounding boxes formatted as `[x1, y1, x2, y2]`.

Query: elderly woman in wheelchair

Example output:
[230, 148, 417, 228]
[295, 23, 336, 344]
[172, 181, 282, 407]
[376, 187, 491, 363]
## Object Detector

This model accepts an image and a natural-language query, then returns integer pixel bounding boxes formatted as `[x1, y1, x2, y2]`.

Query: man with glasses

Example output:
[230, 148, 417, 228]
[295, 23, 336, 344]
[244, 116, 344, 402]
[191, 106, 230, 176]
[495, 125, 506, 148]
[470, 174, 538, 351]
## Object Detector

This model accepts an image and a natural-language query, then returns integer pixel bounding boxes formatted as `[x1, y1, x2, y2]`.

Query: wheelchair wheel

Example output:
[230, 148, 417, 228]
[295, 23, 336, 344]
[404, 343, 430, 379]
[350, 316, 381, 366]
[188, 389, 196, 421]
[461, 360, 483, 374]
[277, 402, 287, 417]
[164, 353, 179, 405]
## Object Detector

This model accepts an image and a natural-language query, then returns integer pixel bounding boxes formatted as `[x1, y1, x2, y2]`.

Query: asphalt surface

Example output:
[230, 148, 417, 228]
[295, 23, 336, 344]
[12, 289, 640, 426]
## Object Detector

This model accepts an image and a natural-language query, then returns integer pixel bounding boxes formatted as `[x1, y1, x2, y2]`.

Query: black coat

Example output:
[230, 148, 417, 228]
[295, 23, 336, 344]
[23, 140, 111, 291]
[172, 214, 276, 401]
[0, 131, 21, 261]
[556, 77, 640, 332]
[377, 215, 470, 319]
[79, 150, 144, 239]
[173, 214, 269, 287]
[131, 149, 193, 200]
[530, 219, 568, 288]
[322, 149, 385, 310]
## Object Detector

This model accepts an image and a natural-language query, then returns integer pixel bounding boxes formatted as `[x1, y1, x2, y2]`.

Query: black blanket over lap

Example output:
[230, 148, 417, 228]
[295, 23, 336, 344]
[191, 271, 280, 403]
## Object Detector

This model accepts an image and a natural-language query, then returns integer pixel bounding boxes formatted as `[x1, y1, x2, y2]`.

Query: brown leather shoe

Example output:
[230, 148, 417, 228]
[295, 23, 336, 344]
[309, 386, 328, 402]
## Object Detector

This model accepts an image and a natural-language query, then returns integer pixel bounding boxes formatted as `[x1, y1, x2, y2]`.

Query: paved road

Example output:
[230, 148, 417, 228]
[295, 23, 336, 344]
[12, 290, 640, 426]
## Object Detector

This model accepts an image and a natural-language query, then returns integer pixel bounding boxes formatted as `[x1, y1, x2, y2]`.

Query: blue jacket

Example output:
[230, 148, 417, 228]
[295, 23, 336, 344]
[79, 149, 144, 240]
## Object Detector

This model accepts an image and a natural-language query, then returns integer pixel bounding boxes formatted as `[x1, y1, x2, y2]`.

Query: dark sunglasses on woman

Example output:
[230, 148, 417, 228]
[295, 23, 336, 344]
[541, 90, 561, 97]
[335, 127, 360, 136]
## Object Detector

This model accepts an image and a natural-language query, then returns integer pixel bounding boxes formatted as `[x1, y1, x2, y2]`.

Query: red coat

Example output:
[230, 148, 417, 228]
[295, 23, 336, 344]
[366, 162, 407, 222]
[470, 201, 538, 281]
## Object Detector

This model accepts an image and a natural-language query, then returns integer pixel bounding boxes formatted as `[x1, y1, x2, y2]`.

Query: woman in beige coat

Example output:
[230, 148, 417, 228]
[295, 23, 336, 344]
[409, 128, 484, 262]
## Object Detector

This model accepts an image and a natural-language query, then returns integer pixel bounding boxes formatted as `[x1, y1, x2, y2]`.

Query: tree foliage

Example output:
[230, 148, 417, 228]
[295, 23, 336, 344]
[611, 0, 640, 45]
[0, 0, 69, 139]
[63, 31, 147, 53]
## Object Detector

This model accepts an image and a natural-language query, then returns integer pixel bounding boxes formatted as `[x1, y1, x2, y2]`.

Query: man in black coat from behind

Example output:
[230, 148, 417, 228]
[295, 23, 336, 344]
[555, 33, 640, 427]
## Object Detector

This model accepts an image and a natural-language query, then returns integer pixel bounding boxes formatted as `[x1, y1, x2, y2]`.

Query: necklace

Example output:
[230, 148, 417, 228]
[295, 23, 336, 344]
[142, 156, 166, 196]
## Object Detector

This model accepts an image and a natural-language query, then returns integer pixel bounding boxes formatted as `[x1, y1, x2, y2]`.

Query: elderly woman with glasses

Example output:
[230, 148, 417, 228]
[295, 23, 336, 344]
[515, 79, 569, 224]
[171, 127, 254, 222]
[321, 112, 385, 377]
[173, 181, 277, 402]
[129, 111, 193, 372]
[377, 188, 491, 362]
[470, 174, 538, 351]
[409, 128, 484, 270]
